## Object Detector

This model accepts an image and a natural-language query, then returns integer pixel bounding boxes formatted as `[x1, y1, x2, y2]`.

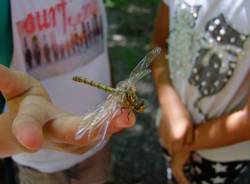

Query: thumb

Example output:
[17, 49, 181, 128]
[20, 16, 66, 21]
[13, 115, 44, 151]
[12, 102, 49, 151]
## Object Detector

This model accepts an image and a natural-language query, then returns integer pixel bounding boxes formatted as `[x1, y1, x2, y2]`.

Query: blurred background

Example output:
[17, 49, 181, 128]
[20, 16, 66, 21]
[105, 0, 166, 183]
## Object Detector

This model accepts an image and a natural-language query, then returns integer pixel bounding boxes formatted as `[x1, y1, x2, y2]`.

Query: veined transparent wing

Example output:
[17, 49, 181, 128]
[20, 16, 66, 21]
[126, 47, 161, 87]
[75, 94, 119, 146]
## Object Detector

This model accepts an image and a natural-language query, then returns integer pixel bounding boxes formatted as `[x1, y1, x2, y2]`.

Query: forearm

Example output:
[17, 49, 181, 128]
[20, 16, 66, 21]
[151, 2, 189, 122]
[152, 47, 191, 127]
[191, 108, 250, 150]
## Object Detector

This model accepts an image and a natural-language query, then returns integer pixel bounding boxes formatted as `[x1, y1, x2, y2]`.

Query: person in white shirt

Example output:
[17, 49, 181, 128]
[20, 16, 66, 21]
[0, 0, 135, 183]
[152, 0, 250, 183]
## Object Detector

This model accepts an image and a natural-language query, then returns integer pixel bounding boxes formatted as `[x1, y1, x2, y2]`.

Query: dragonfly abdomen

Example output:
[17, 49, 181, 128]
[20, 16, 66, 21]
[72, 76, 124, 95]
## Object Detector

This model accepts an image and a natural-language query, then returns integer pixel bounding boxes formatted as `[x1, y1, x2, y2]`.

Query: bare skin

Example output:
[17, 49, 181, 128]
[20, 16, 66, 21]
[0, 64, 135, 157]
[151, 3, 192, 184]
[186, 94, 250, 151]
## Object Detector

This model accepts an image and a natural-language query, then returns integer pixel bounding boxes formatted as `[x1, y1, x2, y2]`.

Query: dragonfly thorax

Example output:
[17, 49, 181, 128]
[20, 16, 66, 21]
[121, 88, 145, 112]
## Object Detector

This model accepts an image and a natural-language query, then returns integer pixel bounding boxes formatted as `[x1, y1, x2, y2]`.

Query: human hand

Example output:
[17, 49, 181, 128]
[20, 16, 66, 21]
[171, 150, 191, 184]
[0, 65, 135, 157]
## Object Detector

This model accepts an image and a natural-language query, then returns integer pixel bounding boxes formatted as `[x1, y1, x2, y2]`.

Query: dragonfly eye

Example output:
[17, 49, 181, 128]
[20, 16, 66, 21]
[133, 100, 145, 112]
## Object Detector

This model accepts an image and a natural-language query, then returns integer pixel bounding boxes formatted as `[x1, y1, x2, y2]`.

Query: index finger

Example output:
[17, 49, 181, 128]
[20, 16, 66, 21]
[0, 65, 31, 100]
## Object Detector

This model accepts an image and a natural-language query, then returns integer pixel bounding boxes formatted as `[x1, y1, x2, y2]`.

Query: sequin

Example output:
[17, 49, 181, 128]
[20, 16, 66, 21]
[230, 37, 236, 43]
[214, 19, 220, 25]
[193, 68, 198, 73]
[218, 53, 224, 58]
[240, 34, 246, 40]
[220, 28, 226, 35]
[214, 63, 219, 68]
[228, 70, 233, 76]
[209, 25, 215, 32]
[203, 90, 208, 95]
[214, 81, 220, 86]
[181, 3, 186, 9]
[168, 0, 201, 79]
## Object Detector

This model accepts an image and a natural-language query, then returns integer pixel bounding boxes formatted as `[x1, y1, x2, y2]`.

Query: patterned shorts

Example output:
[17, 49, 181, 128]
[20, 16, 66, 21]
[162, 147, 250, 184]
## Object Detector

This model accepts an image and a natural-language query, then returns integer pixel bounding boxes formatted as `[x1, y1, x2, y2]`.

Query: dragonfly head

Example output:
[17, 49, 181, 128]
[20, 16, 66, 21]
[124, 89, 145, 112]
[133, 98, 145, 112]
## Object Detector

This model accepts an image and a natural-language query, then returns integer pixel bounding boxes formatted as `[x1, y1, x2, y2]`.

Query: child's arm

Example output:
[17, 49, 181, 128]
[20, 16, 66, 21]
[151, 3, 192, 184]
[151, 2, 193, 154]
[188, 94, 250, 150]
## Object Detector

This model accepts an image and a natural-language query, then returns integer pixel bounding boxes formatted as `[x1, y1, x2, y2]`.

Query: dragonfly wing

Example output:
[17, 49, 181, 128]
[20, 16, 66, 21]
[130, 69, 151, 83]
[75, 95, 119, 146]
[127, 47, 161, 86]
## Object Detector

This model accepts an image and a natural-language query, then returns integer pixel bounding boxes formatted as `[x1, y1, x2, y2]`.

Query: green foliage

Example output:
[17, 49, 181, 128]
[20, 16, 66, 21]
[106, 1, 167, 183]
[105, 0, 159, 8]
[109, 46, 145, 83]
[106, 0, 160, 37]
[106, 0, 160, 79]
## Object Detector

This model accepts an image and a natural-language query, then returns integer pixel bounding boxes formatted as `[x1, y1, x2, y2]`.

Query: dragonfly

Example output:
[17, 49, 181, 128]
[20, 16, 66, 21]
[72, 47, 161, 146]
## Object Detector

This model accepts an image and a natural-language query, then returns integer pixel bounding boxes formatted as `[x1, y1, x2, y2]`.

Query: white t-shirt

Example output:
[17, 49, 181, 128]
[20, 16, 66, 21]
[10, 0, 111, 172]
[163, 0, 250, 162]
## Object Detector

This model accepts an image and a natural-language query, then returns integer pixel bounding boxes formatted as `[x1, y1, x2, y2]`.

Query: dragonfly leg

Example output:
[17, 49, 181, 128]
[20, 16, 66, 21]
[120, 107, 132, 122]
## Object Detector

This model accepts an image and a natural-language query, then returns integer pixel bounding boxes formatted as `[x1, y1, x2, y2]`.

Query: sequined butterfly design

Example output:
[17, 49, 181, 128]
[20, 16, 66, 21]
[72, 47, 161, 145]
